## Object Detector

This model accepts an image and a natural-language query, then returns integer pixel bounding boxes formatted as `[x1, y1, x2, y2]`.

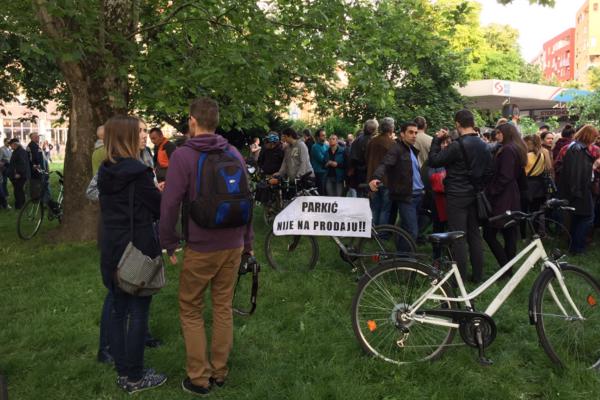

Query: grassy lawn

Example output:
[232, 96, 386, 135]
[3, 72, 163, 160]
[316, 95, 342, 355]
[2, 168, 600, 399]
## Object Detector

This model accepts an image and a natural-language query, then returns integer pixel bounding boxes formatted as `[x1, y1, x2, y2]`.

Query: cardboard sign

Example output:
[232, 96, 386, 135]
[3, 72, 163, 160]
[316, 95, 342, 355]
[273, 196, 372, 238]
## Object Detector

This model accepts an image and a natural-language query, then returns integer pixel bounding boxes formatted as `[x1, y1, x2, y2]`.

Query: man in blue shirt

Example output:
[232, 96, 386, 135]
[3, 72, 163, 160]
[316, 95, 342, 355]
[369, 121, 423, 244]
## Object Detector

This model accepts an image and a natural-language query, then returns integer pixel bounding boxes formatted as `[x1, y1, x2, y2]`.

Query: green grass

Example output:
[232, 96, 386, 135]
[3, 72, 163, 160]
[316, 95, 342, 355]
[2, 170, 600, 399]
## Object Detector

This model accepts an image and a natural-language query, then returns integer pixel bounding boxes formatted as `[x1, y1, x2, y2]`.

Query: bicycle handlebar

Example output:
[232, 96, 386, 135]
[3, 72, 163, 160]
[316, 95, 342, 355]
[489, 199, 574, 224]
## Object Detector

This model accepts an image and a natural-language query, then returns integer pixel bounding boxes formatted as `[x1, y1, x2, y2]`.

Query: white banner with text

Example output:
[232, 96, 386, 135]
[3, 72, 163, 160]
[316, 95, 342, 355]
[273, 196, 372, 238]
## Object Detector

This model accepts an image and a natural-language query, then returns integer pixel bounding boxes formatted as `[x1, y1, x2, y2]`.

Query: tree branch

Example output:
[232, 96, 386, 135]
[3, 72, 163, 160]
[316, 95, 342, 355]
[126, 1, 195, 39]
[33, 0, 66, 41]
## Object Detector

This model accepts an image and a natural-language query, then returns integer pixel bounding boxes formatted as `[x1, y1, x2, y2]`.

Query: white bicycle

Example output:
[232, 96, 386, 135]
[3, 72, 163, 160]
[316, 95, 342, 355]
[352, 199, 600, 368]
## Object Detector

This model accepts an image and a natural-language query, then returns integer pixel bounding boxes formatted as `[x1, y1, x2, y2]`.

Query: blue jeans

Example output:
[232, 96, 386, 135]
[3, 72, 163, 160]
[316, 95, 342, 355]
[99, 291, 113, 352]
[370, 186, 392, 226]
[109, 288, 152, 381]
[100, 291, 154, 353]
[397, 192, 423, 242]
[325, 177, 344, 197]
[570, 213, 593, 254]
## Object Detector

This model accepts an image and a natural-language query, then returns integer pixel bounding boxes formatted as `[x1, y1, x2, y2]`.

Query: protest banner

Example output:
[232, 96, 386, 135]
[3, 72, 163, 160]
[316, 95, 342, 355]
[273, 196, 372, 238]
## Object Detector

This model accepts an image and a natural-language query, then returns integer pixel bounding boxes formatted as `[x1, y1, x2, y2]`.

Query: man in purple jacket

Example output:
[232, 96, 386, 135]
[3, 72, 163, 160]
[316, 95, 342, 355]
[160, 97, 254, 396]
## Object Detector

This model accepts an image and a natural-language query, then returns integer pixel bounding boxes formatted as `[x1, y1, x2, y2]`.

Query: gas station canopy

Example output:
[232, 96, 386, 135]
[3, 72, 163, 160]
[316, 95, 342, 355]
[457, 80, 590, 113]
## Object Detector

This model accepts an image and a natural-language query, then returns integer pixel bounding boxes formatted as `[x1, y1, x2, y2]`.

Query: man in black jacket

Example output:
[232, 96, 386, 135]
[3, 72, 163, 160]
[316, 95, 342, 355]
[351, 119, 378, 196]
[428, 109, 493, 282]
[369, 121, 424, 246]
[8, 138, 30, 209]
[27, 133, 60, 213]
[257, 133, 284, 176]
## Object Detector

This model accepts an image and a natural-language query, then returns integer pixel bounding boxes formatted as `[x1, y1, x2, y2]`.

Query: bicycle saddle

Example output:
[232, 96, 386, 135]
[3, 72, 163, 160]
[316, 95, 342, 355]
[427, 231, 465, 245]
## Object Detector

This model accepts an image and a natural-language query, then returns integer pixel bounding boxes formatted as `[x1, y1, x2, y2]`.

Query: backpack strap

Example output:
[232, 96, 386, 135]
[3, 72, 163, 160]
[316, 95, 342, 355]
[526, 153, 542, 177]
[195, 152, 209, 194]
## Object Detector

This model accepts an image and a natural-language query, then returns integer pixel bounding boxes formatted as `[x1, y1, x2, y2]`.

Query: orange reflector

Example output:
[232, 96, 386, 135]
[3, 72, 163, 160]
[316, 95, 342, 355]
[587, 295, 597, 306]
[371, 254, 380, 263]
[367, 320, 377, 332]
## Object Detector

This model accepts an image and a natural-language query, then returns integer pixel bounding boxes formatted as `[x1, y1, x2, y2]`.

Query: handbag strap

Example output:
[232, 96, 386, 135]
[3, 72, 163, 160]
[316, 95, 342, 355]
[526, 153, 542, 177]
[128, 182, 135, 243]
[457, 137, 479, 191]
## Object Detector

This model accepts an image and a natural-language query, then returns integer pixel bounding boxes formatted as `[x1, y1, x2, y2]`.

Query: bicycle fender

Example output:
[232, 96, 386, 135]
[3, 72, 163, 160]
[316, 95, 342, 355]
[528, 263, 567, 325]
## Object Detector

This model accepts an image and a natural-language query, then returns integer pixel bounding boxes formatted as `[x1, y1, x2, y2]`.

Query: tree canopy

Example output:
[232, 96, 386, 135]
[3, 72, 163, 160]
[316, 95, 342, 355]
[0, 0, 553, 239]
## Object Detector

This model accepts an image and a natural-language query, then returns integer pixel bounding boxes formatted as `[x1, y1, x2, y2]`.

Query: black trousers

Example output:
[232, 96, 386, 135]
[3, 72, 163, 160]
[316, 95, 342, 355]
[446, 195, 484, 282]
[11, 178, 26, 209]
[483, 224, 518, 270]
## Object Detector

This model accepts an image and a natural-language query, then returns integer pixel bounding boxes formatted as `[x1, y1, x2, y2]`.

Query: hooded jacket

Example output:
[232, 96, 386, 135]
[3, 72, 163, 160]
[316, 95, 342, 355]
[98, 158, 161, 289]
[558, 141, 595, 216]
[257, 142, 284, 175]
[159, 134, 254, 255]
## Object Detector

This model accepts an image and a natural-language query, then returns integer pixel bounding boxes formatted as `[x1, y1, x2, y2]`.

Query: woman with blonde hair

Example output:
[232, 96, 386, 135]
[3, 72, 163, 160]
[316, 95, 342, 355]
[556, 124, 600, 254]
[521, 135, 548, 237]
[97, 115, 166, 393]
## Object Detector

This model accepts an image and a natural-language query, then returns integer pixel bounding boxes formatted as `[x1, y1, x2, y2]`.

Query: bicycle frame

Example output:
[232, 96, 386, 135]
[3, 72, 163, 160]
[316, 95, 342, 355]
[406, 238, 585, 329]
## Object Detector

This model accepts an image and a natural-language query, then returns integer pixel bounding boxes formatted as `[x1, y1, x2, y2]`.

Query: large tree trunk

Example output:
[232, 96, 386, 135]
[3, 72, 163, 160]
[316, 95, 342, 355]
[59, 84, 102, 241]
[34, 0, 135, 240]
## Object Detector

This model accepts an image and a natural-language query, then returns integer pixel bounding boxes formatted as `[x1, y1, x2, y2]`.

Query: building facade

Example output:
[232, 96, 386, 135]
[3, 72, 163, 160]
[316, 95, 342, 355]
[574, 0, 600, 86]
[542, 28, 575, 82]
[0, 99, 68, 151]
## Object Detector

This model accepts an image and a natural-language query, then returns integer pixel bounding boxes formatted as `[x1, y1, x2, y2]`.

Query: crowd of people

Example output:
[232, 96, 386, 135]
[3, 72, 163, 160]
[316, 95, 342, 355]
[0, 133, 60, 213]
[2, 98, 599, 396]
[249, 109, 600, 282]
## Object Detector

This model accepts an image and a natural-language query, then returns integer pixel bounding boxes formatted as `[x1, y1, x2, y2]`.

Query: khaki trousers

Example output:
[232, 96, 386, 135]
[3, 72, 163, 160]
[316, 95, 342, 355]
[179, 246, 243, 387]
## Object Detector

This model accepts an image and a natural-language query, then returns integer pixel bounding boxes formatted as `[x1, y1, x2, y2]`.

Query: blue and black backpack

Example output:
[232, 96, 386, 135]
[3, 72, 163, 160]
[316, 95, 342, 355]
[189, 147, 253, 229]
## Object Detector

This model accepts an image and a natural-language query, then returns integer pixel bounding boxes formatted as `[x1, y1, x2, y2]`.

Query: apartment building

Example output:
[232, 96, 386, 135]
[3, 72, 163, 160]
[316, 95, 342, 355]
[542, 28, 575, 82]
[574, 0, 600, 86]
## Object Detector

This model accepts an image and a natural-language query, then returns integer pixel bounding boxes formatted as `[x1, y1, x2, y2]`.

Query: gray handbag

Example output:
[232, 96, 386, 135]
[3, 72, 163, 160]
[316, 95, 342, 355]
[116, 183, 166, 296]
[86, 173, 99, 201]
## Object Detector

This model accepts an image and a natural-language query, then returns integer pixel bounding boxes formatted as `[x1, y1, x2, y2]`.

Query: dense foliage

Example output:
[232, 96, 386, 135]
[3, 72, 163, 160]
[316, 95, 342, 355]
[0, 0, 553, 238]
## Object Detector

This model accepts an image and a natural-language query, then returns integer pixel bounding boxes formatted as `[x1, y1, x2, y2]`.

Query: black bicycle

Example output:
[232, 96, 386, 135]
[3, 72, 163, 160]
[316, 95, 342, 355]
[255, 173, 317, 227]
[17, 171, 64, 240]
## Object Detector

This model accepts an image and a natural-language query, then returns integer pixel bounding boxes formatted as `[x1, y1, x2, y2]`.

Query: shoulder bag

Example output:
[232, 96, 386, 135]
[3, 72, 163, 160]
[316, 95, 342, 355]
[116, 183, 166, 296]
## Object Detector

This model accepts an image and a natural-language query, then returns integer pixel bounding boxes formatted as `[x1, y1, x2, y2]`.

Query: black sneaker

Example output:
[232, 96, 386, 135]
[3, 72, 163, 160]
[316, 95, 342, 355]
[145, 337, 163, 348]
[125, 370, 167, 394]
[209, 377, 225, 388]
[182, 377, 211, 397]
[116, 376, 128, 391]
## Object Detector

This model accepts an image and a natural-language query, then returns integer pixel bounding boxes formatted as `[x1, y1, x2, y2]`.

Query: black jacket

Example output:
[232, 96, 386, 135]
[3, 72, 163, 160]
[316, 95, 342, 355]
[350, 132, 373, 178]
[98, 158, 161, 289]
[428, 133, 493, 197]
[558, 141, 594, 216]
[257, 143, 284, 175]
[8, 146, 31, 181]
[372, 140, 419, 202]
[27, 141, 45, 178]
